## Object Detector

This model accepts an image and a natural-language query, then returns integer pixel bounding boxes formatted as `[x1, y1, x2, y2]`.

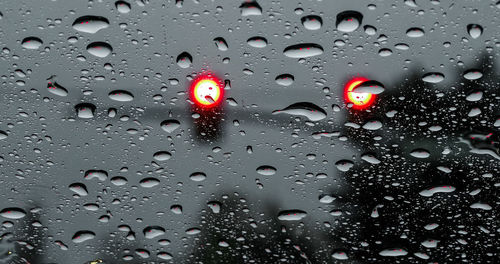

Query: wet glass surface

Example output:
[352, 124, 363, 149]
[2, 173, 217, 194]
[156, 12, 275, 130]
[0, 0, 499, 263]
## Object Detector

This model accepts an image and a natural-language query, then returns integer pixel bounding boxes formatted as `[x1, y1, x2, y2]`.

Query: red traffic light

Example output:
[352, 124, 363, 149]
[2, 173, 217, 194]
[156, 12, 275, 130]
[344, 77, 376, 109]
[190, 75, 224, 108]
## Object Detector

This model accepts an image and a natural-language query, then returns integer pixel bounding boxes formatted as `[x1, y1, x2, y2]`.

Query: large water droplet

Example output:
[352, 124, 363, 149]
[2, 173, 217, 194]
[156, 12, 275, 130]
[283, 43, 323, 58]
[335, 160, 354, 172]
[0, 208, 26, 219]
[467, 24, 483, 39]
[301, 15, 322, 30]
[87, 42, 112, 58]
[277, 210, 307, 221]
[69, 183, 88, 196]
[84, 170, 108, 181]
[336, 11, 362, 32]
[213, 37, 228, 51]
[190, 172, 207, 181]
[75, 103, 96, 119]
[352, 80, 385, 94]
[275, 74, 294, 86]
[140, 177, 160, 188]
[72, 231, 95, 243]
[161, 120, 180, 133]
[240, 0, 262, 16]
[153, 151, 172, 161]
[256, 165, 276, 175]
[143, 226, 165, 239]
[47, 76, 68, 97]
[247, 36, 267, 48]
[419, 186, 455, 197]
[72, 16, 109, 34]
[176, 52, 192, 68]
[109, 90, 134, 102]
[422, 72, 444, 83]
[463, 69, 483, 80]
[406, 27, 425, 37]
[116, 1, 131, 14]
[21, 37, 43, 49]
[272, 102, 326, 121]
[379, 248, 408, 257]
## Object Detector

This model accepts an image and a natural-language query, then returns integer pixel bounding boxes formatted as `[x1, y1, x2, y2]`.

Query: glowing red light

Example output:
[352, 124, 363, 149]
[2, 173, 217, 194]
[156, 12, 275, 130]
[190, 74, 224, 108]
[344, 77, 376, 109]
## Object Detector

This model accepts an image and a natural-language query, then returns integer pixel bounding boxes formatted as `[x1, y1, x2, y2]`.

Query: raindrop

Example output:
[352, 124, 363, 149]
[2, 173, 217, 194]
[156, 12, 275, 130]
[406, 27, 425, 37]
[47, 76, 68, 97]
[301, 15, 322, 30]
[87, 42, 112, 58]
[109, 90, 134, 102]
[422, 72, 444, 83]
[247, 36, 267, 48]
[143, 226, 165, 239]
[176, 52, 192, 68]
[214, 37, 228, 51]
[419, 186, 455, 197]
[69, 183, 88, 196]
[75, 103, 96, 119]
[352, 80, 385, 94]
[379, 248, 408, 257]
[256, 165, 276, 176]
[467, 24, 483, 39]
[157, 252, 173, 260]
[189, 172, 206, 181]
[465, 91, 483, 101]
[153, 151, 172, 161]
[331, 251, 348, 260]
[410, 149, 430, 158]
[240, 0, 262, 16]
[364, 25, 377, 35]
[335, 160, 354, 172]
[362, 120, 383, 130]
[84, 170, 108, 181]
[277, 210, 307, 221]
[21, 37, 43, 49]
[171, 205, 182, 214]
[135, 249, 150, 258]
[110, 176, 128, 186]
[207, 201, 221, 213]
[378, 48, 392, 57]
[336, 11, 363, 32]
[186, 228, 201, 235]
[470, 202, 492, 210]
[72, 16, 109, 34]
[0, 131, 7, 140]
[72, 231, 95, 243]
[463, 69, 483, 80]
[283, 43, 324, 58]
[0, 208, 26, 219]
[272, 102, 327, 121]
[116, 1, 131, 14]
[275, 74, 294, 86]
[140, 178, 160, 188]
[161, 120, 180, 133]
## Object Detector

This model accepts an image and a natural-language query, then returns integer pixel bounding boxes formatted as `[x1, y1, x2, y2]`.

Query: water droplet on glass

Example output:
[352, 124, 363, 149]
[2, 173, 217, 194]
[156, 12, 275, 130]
[176, 52, 192, 68]
[75, 103, 96, 119]
[109, 90, 134, 102]
[277, 210, 307, 221]
[240, 0, 262, 16]
[21, 37, 43, 49]
[419, 186, 455, 197]
[153, 151, 171, 161]
[47, 76, 68, 97]
[256, 165, 276, 176]
[283, 43, 324, 58]
[189, 172, 206, 181]
[160, 120, 180, 133]
[139, 177, 160, 188]
[422, 72, 444, 83]
[116, 1, 131, 14]
[0, 208, 26, 219]
[87, 42, 112, 58]
[331, 251, 348, 260]
[379, 248, 408, 257]
[463, 69, 483, 80]
[301, 15, 322, 30]
[410, 148, 430, 158]
[335, 160, 354, 172]
[247, 36, 267, 48]
[69, 183, 88, 196]
[352, 80, 385, 94]
[467, 24, 483, 39]
[275, 74, 294, 86]
[143, 226, 165, 239]
[406, 27, 425, 37]
[84, 170, 108, 181]
[72, 16, 109, 34]
[72, 231, 95, 243]
[213, 37, 228, 51]
[336, 11, 363, 32]
[272, 102, 327, 121]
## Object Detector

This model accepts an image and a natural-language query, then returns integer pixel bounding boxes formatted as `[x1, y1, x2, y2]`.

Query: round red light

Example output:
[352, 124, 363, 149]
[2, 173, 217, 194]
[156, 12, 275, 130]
[344, 77, 376, 109]
[190, 75, 224, 108]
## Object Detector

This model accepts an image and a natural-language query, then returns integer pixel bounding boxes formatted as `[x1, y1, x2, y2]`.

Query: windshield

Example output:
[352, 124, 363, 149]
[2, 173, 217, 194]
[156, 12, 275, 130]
[0, 0, 498, 263]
